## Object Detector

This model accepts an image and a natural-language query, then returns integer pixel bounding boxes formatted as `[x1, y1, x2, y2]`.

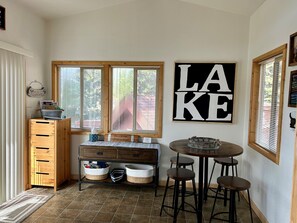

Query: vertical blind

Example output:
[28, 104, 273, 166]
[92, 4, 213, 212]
[0, 48, 25, 204]
[256, 55, 282, 153]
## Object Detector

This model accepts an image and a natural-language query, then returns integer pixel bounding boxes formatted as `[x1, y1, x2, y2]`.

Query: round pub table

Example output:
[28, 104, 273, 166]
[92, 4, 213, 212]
[169, 139, 243, 223]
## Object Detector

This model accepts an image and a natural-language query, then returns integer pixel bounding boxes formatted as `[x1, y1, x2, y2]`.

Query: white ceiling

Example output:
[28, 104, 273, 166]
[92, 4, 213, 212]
[16, 0, 266, 21]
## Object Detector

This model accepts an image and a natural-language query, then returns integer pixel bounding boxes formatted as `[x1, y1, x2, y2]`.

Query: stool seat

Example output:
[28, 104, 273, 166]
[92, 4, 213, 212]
[167, 168, 195, 181]
[217, 176, 250, 191]
[170, 156, 194, 166]
[214, 157, 238, 166]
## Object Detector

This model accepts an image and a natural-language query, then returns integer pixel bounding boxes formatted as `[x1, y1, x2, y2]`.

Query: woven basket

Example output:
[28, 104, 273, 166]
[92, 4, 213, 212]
[84, 164, 109, 181]
[126, 164, 154, 184]
[127, 175, 153, 184]
[86, 173, 108, 181]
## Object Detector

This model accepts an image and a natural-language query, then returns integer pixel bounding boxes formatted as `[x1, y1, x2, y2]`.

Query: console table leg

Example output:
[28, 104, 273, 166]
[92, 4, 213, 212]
[78, 158, 82, 191]
[155, 166, 159, 196]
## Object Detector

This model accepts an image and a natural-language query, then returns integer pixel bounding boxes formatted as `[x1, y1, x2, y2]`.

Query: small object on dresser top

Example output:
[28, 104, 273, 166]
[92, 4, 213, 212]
[89, 133, 99, 142]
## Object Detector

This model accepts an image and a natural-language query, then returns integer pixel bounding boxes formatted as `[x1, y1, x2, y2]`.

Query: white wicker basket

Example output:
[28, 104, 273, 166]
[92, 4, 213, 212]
[84, 165, 110, 181]
[125, 164, 153, 184]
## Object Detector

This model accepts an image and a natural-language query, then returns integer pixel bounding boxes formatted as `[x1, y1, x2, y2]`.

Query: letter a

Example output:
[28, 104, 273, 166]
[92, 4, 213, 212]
[200, 65, 231, 92]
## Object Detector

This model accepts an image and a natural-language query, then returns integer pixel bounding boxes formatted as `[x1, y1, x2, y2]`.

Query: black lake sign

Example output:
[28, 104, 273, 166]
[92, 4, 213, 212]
[173, 63, 236, 123]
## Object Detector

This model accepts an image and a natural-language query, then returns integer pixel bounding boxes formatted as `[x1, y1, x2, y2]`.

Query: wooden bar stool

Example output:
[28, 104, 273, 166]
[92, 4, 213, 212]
[210, 176, 253, 223]
[207, 157, 239, 203]
[169, 156, 195, 202]
[170, 156, 194, 170]
[160, 168, 198, 223]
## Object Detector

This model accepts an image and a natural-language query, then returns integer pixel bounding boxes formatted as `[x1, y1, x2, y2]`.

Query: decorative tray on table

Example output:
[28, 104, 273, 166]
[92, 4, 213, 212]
[187, 136, 221, 150]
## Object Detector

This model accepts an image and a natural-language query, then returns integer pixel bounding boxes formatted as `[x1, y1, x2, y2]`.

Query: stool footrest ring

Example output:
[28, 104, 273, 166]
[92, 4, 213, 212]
[161, 201, 197, 217]
[210, 211, 238, 222]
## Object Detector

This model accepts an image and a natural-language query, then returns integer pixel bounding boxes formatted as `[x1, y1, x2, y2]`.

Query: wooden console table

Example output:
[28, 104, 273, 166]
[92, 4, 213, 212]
[78, 141, 160, 194]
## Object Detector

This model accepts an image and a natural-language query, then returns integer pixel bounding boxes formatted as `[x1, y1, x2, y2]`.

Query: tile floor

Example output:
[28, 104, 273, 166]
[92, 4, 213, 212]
[23, 181, 261, 223]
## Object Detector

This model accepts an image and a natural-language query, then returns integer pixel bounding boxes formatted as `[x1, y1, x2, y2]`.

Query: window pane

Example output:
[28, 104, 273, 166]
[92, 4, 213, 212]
[136, 69, 157, 130]
[59, 67, 80, 128]
[111, 68, 134, 131]
[256, 59, 282, 152]
[83, 69, 102, 129]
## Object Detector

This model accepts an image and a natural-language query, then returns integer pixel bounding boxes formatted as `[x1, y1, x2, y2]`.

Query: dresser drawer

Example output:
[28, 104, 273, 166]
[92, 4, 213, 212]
[117, 149, 158, 163]
[80, 146, 117, 159]
[31, 172, 55, 186]
[30, 120, 55, 135]
[31, 159, 54, 173]
[30, 135, 55, 147]
[31, 147, 54, 161]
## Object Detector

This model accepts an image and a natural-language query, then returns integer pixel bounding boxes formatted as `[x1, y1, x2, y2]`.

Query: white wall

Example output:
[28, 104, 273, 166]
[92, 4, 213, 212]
[0, 0, 47, 118]
[47, 0, 250, 182]
[243, 0, 297, 222]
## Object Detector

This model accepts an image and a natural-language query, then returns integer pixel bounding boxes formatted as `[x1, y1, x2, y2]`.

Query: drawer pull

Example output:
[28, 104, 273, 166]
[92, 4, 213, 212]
[36, 160, 49, 162]
[36, 147, 49, 150]
[96, 152, 103, 155]
[36, 172, 49, 175]
[36, 134, 49, 137]
[36, 121, 50, 124]
[133, 154, 140, 157]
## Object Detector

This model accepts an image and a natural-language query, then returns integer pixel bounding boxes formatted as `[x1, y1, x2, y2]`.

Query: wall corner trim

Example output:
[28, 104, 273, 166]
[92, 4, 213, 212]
[0, 40, 33, 57]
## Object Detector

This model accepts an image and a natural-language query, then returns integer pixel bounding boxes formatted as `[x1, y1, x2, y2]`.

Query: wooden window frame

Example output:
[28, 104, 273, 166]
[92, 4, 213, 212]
[52, 61, 163, 138]
[248, 44, 287, 164]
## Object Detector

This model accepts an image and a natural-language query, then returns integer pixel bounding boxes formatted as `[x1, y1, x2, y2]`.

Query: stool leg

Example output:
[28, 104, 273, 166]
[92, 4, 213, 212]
[224, 166, 229, 206]
[192, 178, 199, 222]
[234, 194, 238, 222]
[172, 181, 177, 208]
[181, 180, 186, 210]
[204, 158, 209, 201]
[220, 164, 225, 176]
[160, 175, 170, 216]
[218, 165, 225, 193]
[225, 165, 229, 176]
[229, 190, 235, 223]
[247, 189, 254, 223]
[207, 162, 216, 195]
[173, 180, 180, 223]
[210, 186, 220, 223]
[235, 166, 240, 202]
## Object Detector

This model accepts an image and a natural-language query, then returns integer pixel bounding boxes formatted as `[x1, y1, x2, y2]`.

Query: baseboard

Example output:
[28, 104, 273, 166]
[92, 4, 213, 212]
[71, 174, 79, 180]
[241, 191, 268, 223]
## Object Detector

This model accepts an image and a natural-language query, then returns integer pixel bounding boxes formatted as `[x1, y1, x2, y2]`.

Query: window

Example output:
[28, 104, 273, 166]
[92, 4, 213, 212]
[248, 44, 287, 164]
[111, 67, 157, 132]
[52, 61, 163, 137]
[59, 67, 102, 129]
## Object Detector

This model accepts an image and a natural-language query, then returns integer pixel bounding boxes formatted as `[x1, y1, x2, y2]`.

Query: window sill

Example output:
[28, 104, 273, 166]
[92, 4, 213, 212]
[70, 129, 161, 138]
[248, 142, 279, 164]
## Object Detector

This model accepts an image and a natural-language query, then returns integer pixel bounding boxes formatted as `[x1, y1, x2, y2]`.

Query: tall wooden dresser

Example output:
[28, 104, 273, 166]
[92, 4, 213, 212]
[29, 118, 71, 191]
